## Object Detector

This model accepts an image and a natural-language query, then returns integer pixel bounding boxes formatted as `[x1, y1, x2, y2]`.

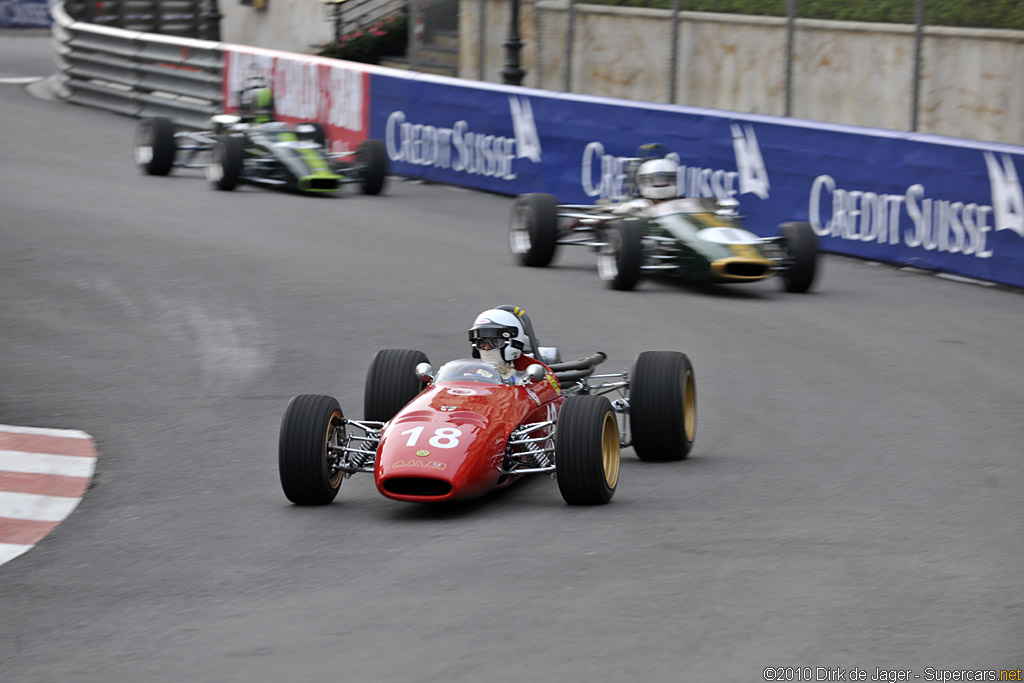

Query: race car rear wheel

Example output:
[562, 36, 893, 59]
[597, 218, 644, 291]
[358, 139, 388, 195]
[279, 394, 346, 505]
[556, 395, 619, 505]
[779, 221, 818, 293]
[207, 135, 244, 191]
[630, 351, 696, 461]
[134, 117, 176, 176]
[510, 193, 559, 268]
[364, 349, 430, 422]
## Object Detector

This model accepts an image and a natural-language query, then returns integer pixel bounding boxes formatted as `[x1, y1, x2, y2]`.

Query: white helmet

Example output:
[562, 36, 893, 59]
[469, 309, 526, 365]
[637, 158, 679, 200]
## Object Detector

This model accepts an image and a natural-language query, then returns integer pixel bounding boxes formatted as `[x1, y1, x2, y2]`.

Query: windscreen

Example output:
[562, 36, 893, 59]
[434, 360, 504, 385]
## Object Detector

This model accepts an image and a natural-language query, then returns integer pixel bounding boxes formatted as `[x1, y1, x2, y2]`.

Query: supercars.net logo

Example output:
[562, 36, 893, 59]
[384, 96, 542, 180]
[0, 0, 50, 26]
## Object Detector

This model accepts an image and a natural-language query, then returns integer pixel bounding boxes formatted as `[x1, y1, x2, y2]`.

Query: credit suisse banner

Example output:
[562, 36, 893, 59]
[0, 0, 50, 26]
[369, 71, 1024, 288]
[223, 46, 371, 154]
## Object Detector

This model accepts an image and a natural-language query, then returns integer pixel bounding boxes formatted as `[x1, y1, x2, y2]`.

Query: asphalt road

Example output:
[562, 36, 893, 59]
[2, 33, 1022, 682]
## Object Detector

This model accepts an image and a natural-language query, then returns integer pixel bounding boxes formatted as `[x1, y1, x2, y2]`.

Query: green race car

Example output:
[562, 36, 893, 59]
[133, 115, 388, 196]
[509, 148, 818, 293]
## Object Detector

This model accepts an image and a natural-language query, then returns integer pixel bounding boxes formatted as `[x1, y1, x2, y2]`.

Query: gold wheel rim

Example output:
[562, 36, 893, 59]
[325, 410, 344, 488]
[602, 411, 620, 488]
[683, 369, 696, 441]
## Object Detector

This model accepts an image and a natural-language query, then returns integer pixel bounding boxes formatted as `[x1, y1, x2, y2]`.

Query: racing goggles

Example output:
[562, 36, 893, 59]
[469, 326, 516, 351]
[647, 171, 674, 187]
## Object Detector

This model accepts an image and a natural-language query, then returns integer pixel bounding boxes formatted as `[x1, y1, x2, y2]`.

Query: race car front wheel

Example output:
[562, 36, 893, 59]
[509, 193, 559, 268]
[134, 117, 176, 176]
[279, 394, 346, 505]
[597, 219, 643, 290]
[207, 135, 244, 191]
[364, 349, 430, 423]
[358, 139, 388, 195]
[630, 351, 696, 461]
[556, 395, 619, 505]
[779, 221, 818, 293]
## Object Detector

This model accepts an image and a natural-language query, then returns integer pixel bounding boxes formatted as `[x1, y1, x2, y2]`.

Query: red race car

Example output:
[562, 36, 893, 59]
[278, 306, 697, 506]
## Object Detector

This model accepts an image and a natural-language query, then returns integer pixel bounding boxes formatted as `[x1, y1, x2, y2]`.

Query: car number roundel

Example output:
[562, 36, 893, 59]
[399, 426, 463, 449]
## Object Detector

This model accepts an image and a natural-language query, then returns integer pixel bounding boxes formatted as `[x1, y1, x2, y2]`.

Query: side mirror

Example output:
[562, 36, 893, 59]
[525, 364, 547, 384]
[716, 198, 739, 216]
[415, 362, 434, 384]
[211, 113, 242, 126]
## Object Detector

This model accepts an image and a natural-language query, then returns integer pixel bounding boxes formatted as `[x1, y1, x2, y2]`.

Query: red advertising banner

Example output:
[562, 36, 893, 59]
[223, 46, 370, 154]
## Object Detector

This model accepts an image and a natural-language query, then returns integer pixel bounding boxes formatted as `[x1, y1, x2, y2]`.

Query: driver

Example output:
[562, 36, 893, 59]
[238, 77, 276, 124]
[636, 157, 680, 203]
[468, 308, 530, 383]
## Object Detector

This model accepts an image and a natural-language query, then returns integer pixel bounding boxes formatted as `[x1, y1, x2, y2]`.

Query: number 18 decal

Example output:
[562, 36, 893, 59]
[399, 426, 463, 449]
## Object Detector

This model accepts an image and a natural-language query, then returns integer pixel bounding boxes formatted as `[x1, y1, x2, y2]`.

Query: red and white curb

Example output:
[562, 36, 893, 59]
[0, 424, 97, 567]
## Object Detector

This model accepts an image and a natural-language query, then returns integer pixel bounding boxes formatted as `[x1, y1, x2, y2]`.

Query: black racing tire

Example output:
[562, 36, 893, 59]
[358, 139, 388, 195]
[134, 116, 176, 176]
[279, 394, 346, 505]
[556, 395, 620, 505]
[780, 221, 819, 293]
[597, 218, 644, 290]
[509, 193, 559, 268]
[630, 351, 696, 461]
[364, 349, 429, 422]
[207, 135, 244, 191]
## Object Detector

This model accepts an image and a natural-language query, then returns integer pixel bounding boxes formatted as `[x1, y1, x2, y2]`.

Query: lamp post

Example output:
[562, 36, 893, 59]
[501, 0, 524, 85]
[204, 0, 222, 41]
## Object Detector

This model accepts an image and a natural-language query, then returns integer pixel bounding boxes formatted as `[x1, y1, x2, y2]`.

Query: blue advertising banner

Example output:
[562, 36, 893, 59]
[370, 72, 1024, 288]
[0, 0, 50, 26]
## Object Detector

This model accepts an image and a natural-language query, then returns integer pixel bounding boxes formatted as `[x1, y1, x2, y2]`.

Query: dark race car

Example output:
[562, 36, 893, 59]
[278, 306, 697, 507]
[509, 145, 819, 292]
[133, 115, 388, 195]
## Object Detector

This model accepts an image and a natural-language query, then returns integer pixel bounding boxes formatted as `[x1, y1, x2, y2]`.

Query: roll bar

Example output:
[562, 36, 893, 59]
[548, 352, 607, 382]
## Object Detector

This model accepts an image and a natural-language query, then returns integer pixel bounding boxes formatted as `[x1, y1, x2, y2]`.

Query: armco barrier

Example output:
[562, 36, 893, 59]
[47, 3, 1024, 288]
[370, 71, 1024, 289]
[51, 1, 222, 129]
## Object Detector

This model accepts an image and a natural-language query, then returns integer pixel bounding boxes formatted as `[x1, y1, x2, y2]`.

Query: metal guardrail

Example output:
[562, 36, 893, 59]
[64, 0, 205, 37]
[51, 1, 223, 129]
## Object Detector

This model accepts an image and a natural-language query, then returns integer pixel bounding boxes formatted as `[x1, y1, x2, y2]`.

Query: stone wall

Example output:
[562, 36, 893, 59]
[459, 0, 1024, 145]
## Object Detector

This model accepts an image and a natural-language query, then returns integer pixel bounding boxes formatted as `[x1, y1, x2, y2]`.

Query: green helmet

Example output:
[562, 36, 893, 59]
[240, 84, 275, 123]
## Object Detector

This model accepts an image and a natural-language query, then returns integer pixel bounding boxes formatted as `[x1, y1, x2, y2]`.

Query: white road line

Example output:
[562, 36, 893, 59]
[0, 543, 33, 565]
[0, 450, 96, 478]
[0, 76, 45, 84]
[0, 424, 91, 439]
[935, 272, 997, 286]
[0, 491, 83, 522]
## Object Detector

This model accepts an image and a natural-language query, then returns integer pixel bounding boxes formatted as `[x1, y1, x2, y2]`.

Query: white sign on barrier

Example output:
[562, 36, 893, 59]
[224, 47, 369, 153]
